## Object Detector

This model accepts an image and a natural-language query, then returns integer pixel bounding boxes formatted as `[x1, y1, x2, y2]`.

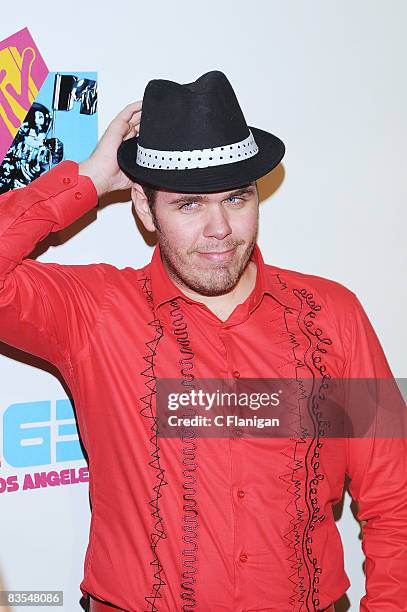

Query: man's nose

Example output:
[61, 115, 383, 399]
[202, 204, 232, 240]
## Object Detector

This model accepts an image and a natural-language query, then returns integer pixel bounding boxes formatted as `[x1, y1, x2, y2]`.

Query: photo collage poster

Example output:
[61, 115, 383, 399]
[0, 27, 98, 195]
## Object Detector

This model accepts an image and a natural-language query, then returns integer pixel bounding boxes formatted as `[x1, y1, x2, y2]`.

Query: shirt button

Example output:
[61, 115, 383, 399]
[237, 490, 245, 498]
[63, 177, 71, 185]
[239, 553, 248, 563]
[235, 428, 244, 437]
[74, 191, 83, 200]
[233, 370, 240, 378]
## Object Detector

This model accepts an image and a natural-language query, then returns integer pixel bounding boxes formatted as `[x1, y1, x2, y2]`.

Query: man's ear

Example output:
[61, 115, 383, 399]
[131, 183, 157, 233]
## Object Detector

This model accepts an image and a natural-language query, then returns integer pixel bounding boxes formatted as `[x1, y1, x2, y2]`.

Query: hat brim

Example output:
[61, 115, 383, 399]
[117, 126, 285, 193]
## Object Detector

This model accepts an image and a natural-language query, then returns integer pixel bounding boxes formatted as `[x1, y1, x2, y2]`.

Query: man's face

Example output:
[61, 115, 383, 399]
[149, 182, 259, 297]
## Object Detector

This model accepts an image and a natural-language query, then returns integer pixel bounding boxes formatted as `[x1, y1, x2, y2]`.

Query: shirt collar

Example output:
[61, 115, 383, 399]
[149, 241, 296, 314]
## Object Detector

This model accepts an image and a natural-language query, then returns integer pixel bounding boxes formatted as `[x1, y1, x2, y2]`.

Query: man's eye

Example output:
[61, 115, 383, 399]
[179, 201, 197, 211]
[178, 197, 243, 211]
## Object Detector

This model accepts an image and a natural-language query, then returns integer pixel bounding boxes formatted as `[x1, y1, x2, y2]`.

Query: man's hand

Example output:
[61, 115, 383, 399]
[79, 101, 142, 197]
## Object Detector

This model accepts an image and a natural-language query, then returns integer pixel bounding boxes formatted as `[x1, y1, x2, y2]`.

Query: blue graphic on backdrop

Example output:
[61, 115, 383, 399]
[3, 399, 85, 467]
[0, 71, 97, 193]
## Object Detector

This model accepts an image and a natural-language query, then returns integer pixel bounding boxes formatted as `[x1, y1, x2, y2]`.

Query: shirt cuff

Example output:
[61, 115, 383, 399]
[29, 160, 99, 230]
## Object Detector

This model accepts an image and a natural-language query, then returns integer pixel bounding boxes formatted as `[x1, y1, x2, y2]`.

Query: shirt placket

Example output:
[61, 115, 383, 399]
[218, 325, 252, 612]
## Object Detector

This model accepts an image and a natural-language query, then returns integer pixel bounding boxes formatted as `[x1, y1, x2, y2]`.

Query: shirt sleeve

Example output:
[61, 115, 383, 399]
[343, 292, 407, 611]
[0, 160, 112, 367]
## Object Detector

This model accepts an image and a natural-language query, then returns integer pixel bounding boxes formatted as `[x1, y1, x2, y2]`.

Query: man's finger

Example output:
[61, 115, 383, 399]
[117, 101, 143, 121]
[129, 114, 142, 127]
[123, 125, 138, 142]
[111, 109, 142, 133]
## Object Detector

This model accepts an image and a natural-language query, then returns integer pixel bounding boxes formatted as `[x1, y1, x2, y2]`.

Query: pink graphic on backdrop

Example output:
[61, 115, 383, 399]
[0, 27, 48, 163]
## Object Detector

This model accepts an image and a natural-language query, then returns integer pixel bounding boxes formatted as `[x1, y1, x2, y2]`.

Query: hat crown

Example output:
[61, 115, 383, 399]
[138, 70, 250, 151]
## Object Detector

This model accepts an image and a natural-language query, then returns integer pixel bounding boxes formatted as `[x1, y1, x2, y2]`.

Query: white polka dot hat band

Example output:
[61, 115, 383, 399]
[136, 129, 259, 170]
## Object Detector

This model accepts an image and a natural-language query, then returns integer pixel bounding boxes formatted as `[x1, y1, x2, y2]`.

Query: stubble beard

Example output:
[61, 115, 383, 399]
[157, 230, 258, 297]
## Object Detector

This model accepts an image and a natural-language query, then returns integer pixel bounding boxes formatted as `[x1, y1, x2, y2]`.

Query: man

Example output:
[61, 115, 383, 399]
[0, 71, 406, 611]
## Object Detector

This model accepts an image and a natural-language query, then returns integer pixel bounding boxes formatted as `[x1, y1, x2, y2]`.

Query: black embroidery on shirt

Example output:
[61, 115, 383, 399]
[168, 299, 199, 612]
[279, 310, 308, 610]
[139, 276, 168, 612]
[280, 286, 333, 612]
[297, 289, 331, 612]
[169, 300, 196, 383]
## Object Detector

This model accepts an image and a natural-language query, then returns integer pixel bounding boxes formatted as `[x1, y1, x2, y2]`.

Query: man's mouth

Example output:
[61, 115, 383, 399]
[196, 247, 237, 261]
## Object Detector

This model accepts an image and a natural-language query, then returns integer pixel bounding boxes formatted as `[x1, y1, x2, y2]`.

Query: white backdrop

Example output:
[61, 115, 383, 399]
[1, 1, 406, 610]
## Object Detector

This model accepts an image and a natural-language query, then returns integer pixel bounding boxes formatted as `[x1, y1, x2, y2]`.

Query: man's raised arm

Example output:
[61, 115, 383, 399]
[0, 101, 141, 367]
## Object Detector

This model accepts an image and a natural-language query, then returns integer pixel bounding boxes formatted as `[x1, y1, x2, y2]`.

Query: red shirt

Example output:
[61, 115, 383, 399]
[1, 160, 406, 612]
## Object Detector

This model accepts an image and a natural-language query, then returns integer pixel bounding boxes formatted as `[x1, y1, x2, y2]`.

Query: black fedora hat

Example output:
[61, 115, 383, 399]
[117, 70, 285, 193]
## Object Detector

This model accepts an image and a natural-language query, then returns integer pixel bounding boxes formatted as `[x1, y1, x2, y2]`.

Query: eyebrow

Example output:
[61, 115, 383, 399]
[167, 185, 256, 206]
